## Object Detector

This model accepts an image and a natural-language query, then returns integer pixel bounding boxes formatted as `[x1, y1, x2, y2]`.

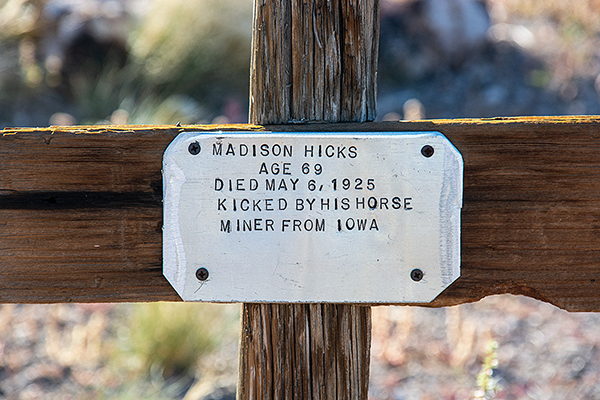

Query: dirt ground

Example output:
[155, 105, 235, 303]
[371, 295, 600, 399]
[1, 295, 599, 399]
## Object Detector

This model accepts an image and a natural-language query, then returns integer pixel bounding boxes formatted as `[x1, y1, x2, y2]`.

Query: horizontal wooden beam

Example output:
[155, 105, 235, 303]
[1, 116, 600, 311]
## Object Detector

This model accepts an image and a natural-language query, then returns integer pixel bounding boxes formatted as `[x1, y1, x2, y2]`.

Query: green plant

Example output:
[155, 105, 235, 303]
[113, 302, 239, 381]
[69, 60, 208, 125]
[66, 0, 253, 124]
[95, 379, 184, 400]
[473, 339, 501, 400]
[130, 0, 252, 99]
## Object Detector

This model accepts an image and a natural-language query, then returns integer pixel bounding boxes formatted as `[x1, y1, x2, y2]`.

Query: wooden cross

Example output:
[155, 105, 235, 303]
[240, 1, 377, 398]
[2, 1, 600, 399]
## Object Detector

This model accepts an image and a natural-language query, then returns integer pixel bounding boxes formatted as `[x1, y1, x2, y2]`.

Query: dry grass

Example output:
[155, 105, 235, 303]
[492, 0, 600, 32]
[370, 294, 600, 399]
[490, 0, 600, 85]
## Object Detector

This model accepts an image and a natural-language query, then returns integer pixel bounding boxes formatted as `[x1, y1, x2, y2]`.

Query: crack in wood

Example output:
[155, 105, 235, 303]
[0, 191, 161, 210]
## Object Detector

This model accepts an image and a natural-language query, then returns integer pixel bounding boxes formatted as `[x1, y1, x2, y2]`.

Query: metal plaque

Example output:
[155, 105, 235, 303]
[163, 132, 463, 303]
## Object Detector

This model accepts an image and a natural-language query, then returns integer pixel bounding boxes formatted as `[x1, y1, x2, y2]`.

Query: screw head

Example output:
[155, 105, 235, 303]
[188, 141, 201, 155]
[410, 269, 424, 282]
[195, 268, 209, 281]
[421, 145, 434, 158]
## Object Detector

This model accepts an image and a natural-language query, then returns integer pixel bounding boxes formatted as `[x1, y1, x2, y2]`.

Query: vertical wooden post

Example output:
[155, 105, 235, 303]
[248, 0, 379, 124]
[238, 0, 379, 398]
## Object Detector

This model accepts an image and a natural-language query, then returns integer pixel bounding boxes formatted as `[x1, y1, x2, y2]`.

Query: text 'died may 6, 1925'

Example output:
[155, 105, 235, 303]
[211, 141, 412, 234]
[163, 132, 463, 304]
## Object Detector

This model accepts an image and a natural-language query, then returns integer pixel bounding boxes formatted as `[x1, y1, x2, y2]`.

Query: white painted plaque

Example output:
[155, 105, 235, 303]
[163, 132, 463, 303]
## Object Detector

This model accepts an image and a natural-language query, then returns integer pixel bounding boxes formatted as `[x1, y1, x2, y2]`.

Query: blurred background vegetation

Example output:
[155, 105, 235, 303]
[0, 0, 252, 126]
[3, 0, 600, 128]
[2, 0, 600, 399]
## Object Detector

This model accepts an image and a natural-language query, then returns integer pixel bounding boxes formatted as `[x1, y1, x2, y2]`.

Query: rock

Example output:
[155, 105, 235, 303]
[38, 0, 130, 91]
[422, 0, 491, 64]
[402, 98, 425, 120]
[379, 0, 491, 82]
[488, 23, 535, 49]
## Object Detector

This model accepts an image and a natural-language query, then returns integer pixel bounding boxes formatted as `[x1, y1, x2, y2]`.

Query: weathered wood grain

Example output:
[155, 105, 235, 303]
[249, 0, 378, 124]
[237, 302, 371, 399]
[2, 117, 600, 311]
[245, 0, 378, 398]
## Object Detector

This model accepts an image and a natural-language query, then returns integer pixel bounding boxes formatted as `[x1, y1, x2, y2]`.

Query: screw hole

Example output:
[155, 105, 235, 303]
[410, 269, 424, 282]
[196, 268, 209, 281]
[188, 141, 201, 155]
[421, 145, 434, 158]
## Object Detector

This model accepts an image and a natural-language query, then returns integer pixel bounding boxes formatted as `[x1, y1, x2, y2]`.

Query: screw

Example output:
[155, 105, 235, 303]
[195, 268, 209, 281]
[188, 141, 201, 155]
[410, 269, 424, 282]
[421, 145, 434, 158]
